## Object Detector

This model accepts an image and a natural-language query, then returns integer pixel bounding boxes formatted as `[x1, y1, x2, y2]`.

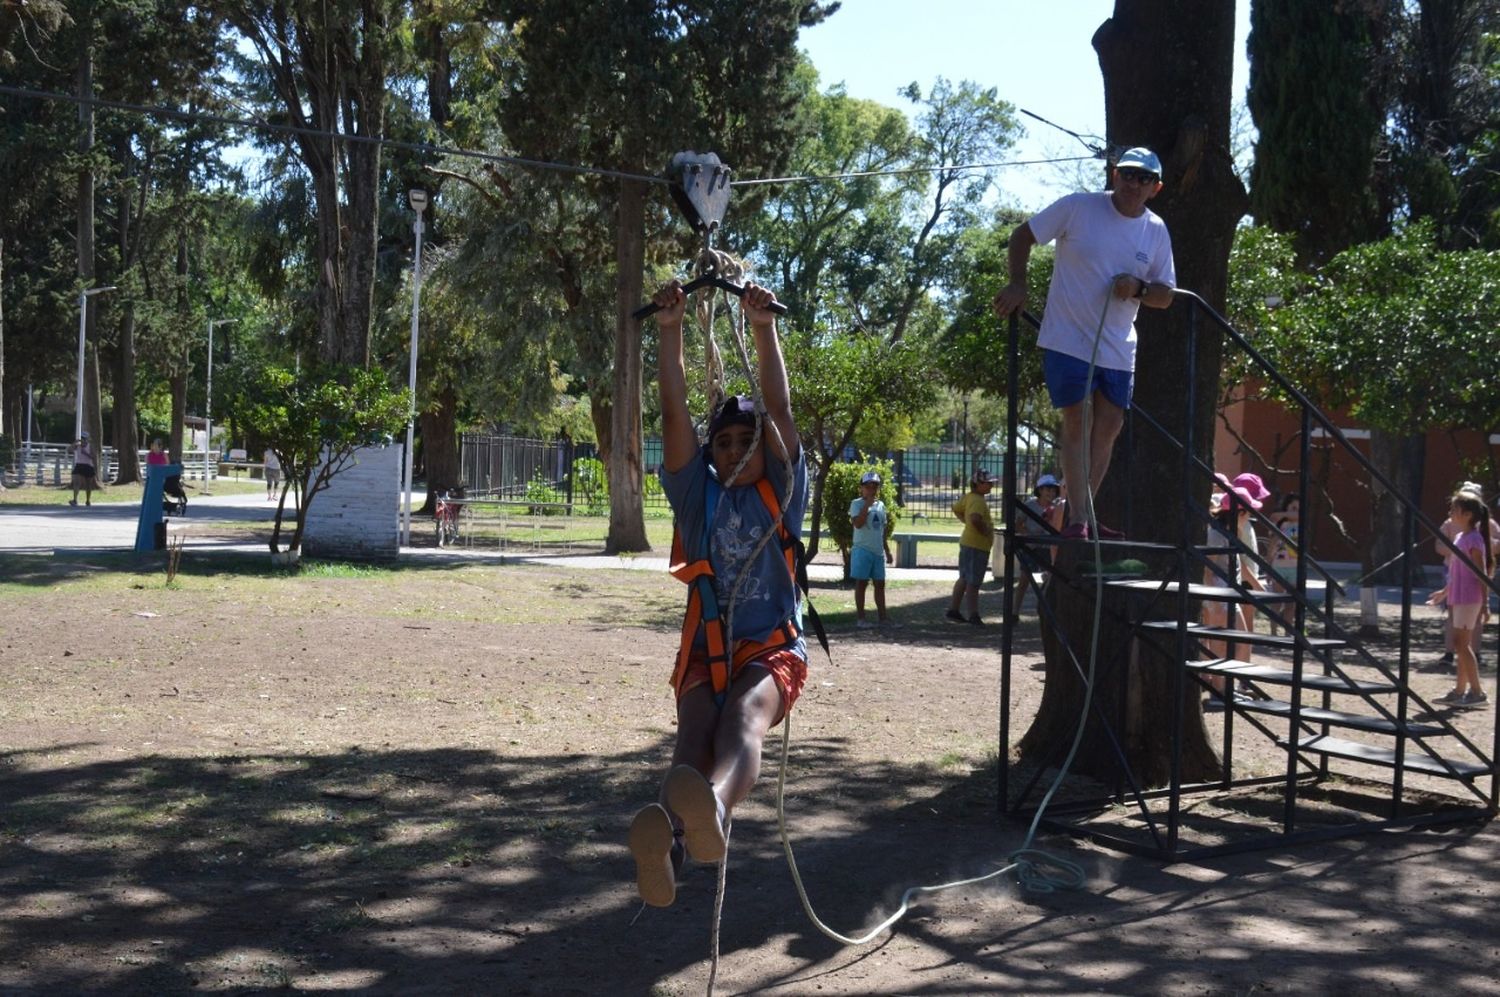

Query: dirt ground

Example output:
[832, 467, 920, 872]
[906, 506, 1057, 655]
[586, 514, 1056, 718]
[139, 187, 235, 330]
[1, 547, 1498, 995]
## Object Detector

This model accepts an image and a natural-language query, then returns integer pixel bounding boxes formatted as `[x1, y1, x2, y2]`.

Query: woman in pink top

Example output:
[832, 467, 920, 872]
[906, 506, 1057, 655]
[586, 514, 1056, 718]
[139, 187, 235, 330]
[1429, 492, 1494, 706]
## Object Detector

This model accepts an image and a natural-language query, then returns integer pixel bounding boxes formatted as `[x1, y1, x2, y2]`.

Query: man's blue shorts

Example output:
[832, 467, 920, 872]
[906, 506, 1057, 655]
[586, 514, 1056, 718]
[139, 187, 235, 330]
[1042, 349, 1134, 411]
[850, 546, 885, 581]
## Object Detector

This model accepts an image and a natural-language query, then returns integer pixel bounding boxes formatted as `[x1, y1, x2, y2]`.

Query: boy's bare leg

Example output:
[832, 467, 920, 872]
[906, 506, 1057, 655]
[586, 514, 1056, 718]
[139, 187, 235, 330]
[854, 579, 869, 620]
[670, 687, 720, 778]
[949, 577, 965, 614]
[709, 669, 783, 814]
[874, 580, 888, 620]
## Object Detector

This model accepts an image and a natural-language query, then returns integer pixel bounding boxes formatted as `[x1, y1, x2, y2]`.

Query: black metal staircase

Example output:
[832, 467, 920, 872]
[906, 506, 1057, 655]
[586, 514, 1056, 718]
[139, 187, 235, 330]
[997, 294, 1499, 860]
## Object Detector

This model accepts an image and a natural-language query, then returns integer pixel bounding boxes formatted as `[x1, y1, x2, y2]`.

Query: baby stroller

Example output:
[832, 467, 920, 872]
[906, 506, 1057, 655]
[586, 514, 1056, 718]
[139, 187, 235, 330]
[162, 473, 189, 517]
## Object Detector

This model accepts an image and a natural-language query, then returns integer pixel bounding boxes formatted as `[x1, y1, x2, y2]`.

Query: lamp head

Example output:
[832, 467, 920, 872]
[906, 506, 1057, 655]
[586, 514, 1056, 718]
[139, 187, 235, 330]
[408, 189, 429, 213]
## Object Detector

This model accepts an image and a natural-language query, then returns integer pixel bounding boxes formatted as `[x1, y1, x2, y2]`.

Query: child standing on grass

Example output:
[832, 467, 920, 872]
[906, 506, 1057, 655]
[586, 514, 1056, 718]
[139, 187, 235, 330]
[1429, 492, 1493, 707]
[69, 433, 97, 507]
[850, 470, 895, 628]
[629, 278, 809, 909]
[947, 468, 996, 625]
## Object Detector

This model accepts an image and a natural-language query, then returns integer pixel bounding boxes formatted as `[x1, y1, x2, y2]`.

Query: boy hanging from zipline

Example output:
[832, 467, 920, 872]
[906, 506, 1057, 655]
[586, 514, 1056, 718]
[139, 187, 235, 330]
[629, 277, 809, 908]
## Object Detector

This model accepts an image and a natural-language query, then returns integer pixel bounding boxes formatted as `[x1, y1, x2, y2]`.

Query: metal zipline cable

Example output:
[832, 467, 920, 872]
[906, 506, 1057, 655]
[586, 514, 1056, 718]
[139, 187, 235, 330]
[0, 84, 672, 187]
[0, 83, 1096, 190]
[729, 155, 1095, 187]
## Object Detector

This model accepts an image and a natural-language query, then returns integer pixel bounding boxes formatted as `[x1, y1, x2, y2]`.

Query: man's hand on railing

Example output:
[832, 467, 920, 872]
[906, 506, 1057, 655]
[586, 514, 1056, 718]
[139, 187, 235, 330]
[992, 281, 1027, 318]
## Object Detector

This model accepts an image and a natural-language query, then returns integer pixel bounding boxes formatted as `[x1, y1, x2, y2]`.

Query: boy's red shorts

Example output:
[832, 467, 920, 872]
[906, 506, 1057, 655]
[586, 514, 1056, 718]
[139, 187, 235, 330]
[675, 645, 808, 720]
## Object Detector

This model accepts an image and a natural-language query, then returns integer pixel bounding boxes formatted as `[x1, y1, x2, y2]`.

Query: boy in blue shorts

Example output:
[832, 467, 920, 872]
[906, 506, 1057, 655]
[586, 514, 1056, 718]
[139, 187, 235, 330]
[992, 147, 1177, 539]
[849, 470, 894, 628]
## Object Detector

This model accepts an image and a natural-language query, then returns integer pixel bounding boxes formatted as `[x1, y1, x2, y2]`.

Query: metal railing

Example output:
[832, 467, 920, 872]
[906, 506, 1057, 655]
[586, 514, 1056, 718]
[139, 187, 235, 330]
[997, 290, 1500, 860]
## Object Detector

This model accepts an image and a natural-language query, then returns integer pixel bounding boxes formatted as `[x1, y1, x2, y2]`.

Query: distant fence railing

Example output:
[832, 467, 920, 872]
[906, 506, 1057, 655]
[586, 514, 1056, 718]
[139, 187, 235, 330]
[454, 433, 1057, 524]
[460, 433, 574, 503]
[6, 443, 222, 486]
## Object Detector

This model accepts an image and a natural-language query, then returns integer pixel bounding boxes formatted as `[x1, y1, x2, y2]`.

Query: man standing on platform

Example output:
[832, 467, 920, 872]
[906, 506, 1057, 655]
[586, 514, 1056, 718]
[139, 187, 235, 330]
[992, 147, 1177, 539]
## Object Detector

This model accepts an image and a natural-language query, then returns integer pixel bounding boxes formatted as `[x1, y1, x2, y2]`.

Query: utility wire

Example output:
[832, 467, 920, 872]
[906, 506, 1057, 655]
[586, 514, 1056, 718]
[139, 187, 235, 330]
[0, 84, 672, 187]
[0, 84, 1098, 190]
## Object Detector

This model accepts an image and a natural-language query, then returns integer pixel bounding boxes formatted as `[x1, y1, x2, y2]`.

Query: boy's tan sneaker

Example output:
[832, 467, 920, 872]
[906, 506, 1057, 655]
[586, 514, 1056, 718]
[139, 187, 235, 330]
[628, 803, 677, 908]
[664, 765, 727, 864]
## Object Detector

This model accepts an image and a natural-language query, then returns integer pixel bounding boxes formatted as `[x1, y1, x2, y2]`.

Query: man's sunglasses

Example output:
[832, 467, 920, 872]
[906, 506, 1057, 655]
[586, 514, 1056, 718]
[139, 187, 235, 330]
[1117, 169, 1160, 185]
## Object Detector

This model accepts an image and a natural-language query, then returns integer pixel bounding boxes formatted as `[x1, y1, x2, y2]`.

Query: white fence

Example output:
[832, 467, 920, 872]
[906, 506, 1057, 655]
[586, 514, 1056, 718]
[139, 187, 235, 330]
[6, 443, 224, 486]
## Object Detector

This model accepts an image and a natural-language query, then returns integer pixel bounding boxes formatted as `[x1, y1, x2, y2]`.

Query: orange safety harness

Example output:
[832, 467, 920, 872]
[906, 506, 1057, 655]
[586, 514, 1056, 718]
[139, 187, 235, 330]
[669, 477, 803, 705]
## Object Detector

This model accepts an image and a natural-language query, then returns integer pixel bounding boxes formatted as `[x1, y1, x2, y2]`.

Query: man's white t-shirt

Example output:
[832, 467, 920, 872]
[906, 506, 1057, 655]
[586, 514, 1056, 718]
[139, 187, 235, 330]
[1028, 191, 1176, 372]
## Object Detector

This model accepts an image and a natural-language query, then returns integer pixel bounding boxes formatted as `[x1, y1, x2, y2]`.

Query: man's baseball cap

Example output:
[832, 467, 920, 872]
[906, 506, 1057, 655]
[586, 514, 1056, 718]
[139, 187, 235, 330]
[860, 470, 881, 485]
[972, 468, 996, 485]
[1115, 147, 1162, 176]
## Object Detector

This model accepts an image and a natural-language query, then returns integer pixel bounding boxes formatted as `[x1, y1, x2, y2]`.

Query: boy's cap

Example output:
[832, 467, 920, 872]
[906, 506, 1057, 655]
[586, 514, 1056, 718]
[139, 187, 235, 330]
[1035, 473, 1060, 490]
[860, 470, 881, 485]
[707, 395, 757, 440]
[80, 432, 89, 439]
[1115, 146, 1162, 176]
[972, 468, 996, 485]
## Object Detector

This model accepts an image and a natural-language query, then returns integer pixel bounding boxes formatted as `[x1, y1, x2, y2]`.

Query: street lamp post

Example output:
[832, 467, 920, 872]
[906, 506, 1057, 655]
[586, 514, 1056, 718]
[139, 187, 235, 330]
[75, 285, 118, 442]
[204, 318, 237, 495]
[401, 189, 428, 546]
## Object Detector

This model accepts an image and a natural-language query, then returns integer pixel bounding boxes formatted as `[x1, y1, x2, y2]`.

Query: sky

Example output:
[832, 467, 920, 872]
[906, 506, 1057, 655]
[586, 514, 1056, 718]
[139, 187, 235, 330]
[799, 0, 1252, 212]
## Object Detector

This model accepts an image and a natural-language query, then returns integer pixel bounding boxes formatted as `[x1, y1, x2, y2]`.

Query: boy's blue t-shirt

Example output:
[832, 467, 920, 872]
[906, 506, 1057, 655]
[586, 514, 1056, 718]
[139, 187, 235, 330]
[849, 497, 887, 555]
[662, 447, 809, 646]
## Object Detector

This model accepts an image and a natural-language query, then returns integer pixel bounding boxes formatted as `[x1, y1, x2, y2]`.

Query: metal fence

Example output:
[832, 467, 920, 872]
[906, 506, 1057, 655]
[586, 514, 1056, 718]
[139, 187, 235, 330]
[887, 445, 1058, 521]
[456, 433, 1057, 522]
[460, 433, 573, 502]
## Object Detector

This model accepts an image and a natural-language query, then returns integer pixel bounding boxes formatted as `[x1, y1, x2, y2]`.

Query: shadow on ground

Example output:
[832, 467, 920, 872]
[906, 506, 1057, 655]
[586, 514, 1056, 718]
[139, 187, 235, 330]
[2, 737, 1497, 995]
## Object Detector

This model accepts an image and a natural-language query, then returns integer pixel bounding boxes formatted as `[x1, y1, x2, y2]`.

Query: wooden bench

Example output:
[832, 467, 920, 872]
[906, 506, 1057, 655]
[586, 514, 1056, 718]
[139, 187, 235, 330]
[891, 531, 963, 568]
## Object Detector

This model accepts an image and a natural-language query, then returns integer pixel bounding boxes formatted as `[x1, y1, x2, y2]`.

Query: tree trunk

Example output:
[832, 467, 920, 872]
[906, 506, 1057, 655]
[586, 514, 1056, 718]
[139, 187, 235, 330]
[606, 178, 649, 553]
[589, 393, 613, 481]
[169, 369, 186, 464]
[417, 383, 461, 514]
[0, 238, 5, 441]
[340, 112, 383, 368]
[111, 305, 141, 485]
[1020, 547, 1222, 785]
[1018, 1, 1248, 787]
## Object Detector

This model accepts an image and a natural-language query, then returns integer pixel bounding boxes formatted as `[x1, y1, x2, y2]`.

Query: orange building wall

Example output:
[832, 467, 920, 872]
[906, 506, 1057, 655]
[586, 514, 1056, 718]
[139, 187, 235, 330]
[1213, 389, 1499, 566]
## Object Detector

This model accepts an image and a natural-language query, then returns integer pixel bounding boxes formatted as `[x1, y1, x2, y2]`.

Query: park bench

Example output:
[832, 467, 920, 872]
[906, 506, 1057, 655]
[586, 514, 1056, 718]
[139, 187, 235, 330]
[891, 530, 962, 568]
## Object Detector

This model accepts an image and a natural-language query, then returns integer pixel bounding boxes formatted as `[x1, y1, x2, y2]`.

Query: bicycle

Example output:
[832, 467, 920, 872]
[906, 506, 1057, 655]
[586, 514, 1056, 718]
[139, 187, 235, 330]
[434, 490, 463, 547]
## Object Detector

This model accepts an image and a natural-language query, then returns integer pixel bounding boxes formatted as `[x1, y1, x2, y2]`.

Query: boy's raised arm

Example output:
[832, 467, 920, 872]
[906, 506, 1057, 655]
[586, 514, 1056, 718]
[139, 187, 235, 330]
[653, 281, 698, 474]
[743, 282, 797, 462]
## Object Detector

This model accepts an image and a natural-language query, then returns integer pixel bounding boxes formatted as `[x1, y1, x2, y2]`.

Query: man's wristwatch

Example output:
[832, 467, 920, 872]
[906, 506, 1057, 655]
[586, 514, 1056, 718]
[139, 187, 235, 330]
[1134, 277, 1148, 299]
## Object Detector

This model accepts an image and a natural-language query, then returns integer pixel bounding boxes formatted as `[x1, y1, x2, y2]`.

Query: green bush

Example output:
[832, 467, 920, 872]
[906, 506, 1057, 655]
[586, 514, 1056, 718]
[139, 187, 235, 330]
[824, 460, 900, 558]
[573, 456, 608, 515]
[525, 471, 567, 515]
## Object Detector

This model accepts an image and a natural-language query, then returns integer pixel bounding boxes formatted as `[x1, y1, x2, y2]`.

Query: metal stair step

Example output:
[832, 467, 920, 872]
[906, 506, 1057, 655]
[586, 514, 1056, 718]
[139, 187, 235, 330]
[1277, 733, 1491, 779]
[1109, 579, 1296, 604]
[1184, 658, 1394, 693]
[1230, 697, 1445, 736]
[1011, 534, 1183, 553]
[1142, 620, 1347, 650]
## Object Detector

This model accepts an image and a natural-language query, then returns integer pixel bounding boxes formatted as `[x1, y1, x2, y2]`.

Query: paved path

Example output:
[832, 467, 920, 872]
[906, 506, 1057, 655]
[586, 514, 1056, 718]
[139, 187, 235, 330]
[0, 492, 961, 581]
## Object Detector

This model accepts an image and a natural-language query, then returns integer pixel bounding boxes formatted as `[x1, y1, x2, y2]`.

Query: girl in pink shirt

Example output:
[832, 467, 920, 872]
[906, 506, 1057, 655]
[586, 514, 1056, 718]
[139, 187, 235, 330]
[1429, 492, 1494, 706]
